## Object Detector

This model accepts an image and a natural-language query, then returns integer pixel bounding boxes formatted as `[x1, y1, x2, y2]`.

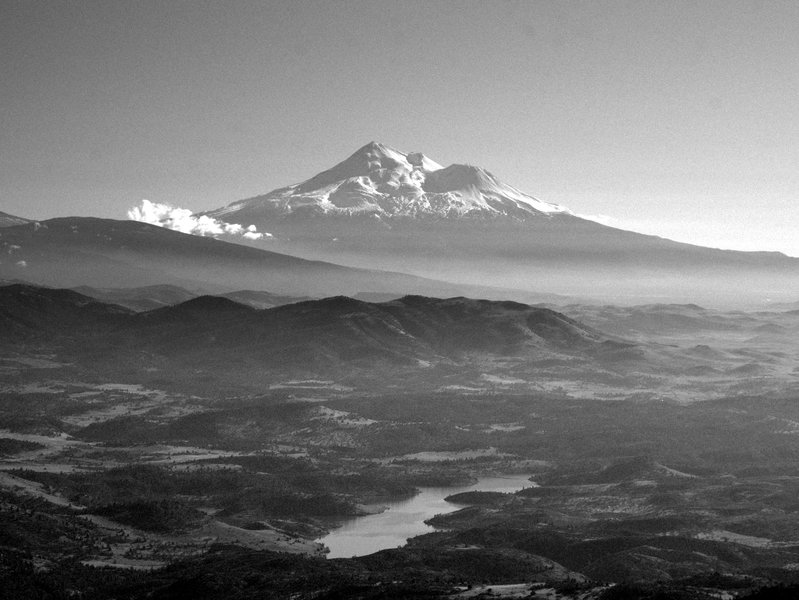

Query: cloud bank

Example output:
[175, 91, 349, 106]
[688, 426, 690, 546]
[127, 200, 271, 241]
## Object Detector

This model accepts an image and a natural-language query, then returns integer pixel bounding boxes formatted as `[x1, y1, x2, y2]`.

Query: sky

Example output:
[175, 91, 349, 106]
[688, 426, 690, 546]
[2, 0, 798, 255]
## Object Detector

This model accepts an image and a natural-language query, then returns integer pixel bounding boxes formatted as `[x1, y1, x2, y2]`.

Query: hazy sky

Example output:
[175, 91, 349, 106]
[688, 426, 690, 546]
[2, 1, 798, 255]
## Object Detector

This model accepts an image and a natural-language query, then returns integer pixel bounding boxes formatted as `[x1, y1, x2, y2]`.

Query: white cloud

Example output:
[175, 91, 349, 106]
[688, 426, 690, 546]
[127, 200, 272, 241]
[15, 260, 27, 268]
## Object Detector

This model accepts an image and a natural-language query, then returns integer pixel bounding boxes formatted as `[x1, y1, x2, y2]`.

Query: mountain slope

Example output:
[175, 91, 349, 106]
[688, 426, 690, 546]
[0, 217, 524, 299]
[0, 211, 32, 228]
[197, 142, 799, 306]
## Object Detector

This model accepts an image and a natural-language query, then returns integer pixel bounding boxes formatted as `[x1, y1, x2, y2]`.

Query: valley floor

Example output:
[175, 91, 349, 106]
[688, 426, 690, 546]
[3, 374, 799, 599]
[3, 297, 799, 598]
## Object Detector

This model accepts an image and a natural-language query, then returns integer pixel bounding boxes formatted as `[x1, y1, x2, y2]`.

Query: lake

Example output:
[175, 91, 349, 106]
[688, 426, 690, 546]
[318, 473, 535, 558]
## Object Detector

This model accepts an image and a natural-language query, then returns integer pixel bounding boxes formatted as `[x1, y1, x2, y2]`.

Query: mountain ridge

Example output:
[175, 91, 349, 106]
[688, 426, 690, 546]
[0, 283, 626, 379]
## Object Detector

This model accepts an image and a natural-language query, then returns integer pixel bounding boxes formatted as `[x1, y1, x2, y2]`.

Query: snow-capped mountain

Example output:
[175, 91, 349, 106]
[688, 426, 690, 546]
[206, 141, 569, 221]
[187, 142, 799, 307]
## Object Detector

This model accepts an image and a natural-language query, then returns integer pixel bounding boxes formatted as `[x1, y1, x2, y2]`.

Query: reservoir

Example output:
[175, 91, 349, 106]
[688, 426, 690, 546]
[318, 473, 535, 558]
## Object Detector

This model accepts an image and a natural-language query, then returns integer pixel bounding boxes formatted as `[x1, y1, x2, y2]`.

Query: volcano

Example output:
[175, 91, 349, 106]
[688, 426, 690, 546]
[191, 142, 799, 307]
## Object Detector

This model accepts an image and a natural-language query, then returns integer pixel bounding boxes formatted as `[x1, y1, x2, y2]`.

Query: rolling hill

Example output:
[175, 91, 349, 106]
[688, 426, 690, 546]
[0, 284, 626, 382]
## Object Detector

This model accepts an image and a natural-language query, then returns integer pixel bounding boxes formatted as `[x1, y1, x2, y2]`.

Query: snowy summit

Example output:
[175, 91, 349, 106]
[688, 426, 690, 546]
[205, 142, 570, 221]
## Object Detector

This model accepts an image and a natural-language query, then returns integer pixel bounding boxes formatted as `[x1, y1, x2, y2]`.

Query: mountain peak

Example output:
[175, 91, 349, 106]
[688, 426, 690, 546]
[206, 143, 569, 221]
[357, 140, 391, 154]
[347, 140, 391, 163]
[340, 141, 443, 174]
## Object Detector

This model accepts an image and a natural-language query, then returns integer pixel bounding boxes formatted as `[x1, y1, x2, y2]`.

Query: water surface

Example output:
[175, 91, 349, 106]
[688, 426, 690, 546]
[318, 474, 535, 558]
